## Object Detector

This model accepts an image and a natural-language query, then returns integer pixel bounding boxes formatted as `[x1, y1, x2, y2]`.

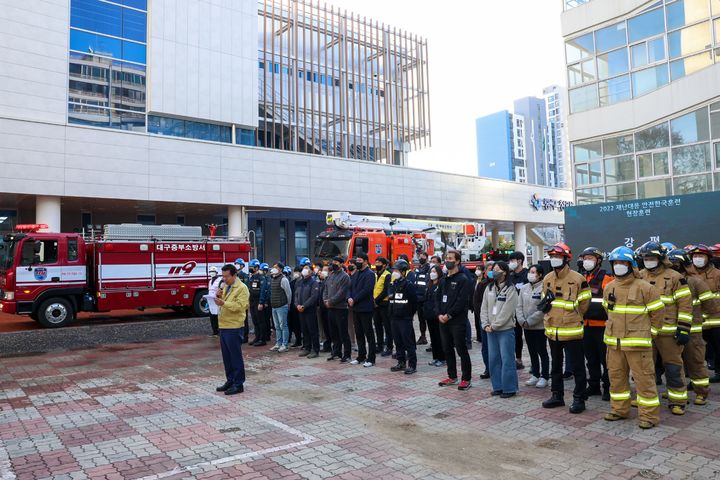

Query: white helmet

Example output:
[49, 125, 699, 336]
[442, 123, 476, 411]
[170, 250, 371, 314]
[209, 266, 219, 275]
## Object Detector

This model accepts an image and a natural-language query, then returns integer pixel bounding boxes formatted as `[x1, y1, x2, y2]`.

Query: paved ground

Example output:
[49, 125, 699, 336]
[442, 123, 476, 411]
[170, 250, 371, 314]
[0, 310, 182, 334]
[2, 329, 720, 480]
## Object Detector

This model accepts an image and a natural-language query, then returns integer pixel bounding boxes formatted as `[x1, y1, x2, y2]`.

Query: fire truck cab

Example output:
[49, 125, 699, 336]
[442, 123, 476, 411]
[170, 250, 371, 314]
[0, 224, 250, 328]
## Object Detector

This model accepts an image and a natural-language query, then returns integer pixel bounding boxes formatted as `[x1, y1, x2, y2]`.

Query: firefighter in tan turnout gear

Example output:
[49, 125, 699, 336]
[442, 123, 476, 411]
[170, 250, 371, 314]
[603, 246, 665, 429]
[637, 241, 693, 415]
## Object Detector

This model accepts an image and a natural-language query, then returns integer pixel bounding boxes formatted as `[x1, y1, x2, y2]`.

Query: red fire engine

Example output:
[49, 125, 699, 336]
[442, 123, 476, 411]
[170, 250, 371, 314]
[0, 224, 251, 328]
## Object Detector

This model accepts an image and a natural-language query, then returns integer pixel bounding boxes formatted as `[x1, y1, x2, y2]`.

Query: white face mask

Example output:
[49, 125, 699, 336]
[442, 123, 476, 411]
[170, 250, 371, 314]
[301, 268, 311, 278]
[293, 272, 301, 279]
[582, 260, 596, 272]
[429, 271, 439, 280]
[643, 258, 659, 270]
[270, 268, 279, 275]
[508, 261, 518, 271]
[475, 269, 483, 277]
[550, 257, 564, 268]
[391, 271, 402, 281]
[320, 270, 328, 279]
[693, 256, 707, 268]
[613, 264, 629, 277]
[527, 273, 538, 283]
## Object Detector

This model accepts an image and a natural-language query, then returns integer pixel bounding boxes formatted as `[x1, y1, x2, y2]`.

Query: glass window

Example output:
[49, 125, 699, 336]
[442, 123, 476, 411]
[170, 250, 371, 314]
[668, 22, 712, 59]
[716, 143, 720, 168]
[597, 48, 629, 79]
[236, 128, 256, 146]
[670, 108, 710, 145]
[71, 0, 122, 37]
[604, 155, 635, 183]
[628, 8, 665, 43]
[715, 172, 720, 191]
[569, 84, 599, 113]
[665, 0, 710, 31]
[294, 222, 309, 257]
[68, 103, 145, 131]
[635, 122, 670, 150]
[713, 0, 720, 15]
[670, 50, 713, 80]
[576, 187, 604, 205]
[638, 178, 673, 198]
[122, 0, 147, 9]
[20, 240, 59, 266]
[575, 161, 602, 185]
[599, 75, 632, 106]
[122, 40, 146, 64]
[672, 143, 711, 174]
[603, 135, 634, 156]
[713, 107, 720, 139]
[673, 173, 712, 194]
[568, 59, 596, 86]
[279, 221, 287, 263]
[715, 18, 720, 45]
[632, 64, 669, 96]
[70, 29, 122, 59]
[566, 33, 594, 63]
[630, 37, 666, 68]
[638, 153, 653, 177]
[573, 140, 602, 162]
[67, 239, 79, 262]
[122, 8, 147, 43]
[606, 183, 637, 202]
[596, 22, 628, 52]
[654, 151, 670, 175]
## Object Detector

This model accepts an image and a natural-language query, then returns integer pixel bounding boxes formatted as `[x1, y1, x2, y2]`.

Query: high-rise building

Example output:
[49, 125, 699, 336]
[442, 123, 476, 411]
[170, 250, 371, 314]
[476, 111, 527, 182]
[544, 85, 570, 188]
[563, 0, 720, 204]
[514, 96, 551, 186]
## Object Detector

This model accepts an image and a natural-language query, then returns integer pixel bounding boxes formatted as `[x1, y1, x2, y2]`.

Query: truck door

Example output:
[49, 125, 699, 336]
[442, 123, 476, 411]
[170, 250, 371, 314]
[61, 236, 87, 286]
[15, 237, 62, 305]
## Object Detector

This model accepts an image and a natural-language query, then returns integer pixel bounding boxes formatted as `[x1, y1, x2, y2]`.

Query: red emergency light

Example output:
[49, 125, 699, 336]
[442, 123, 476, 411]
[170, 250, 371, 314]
[15, 224, 49, 233]
[464, 224, 476, 235]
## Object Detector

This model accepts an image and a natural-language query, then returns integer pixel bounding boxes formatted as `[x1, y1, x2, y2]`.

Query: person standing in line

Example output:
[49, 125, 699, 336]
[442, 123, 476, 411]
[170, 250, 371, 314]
[324, 256, 352, 362]
[348, 254, 377, 367]
[269, 263, 292, 353]
[247, 259, 267, 346]
[415, 252, 431, 345]
[473, 262, 492, 379]
[214, 264, 250, 396]
[424, 264, 446, 367]
[481, 261, 519, 398]
[259, 263, 273, 343]
[388, 259, 418, 374]
[287, 266, 303, 347]
[234, 258, 250, 343]
[208, 265, 223, 337]
[508, 251, 529, 370]
[517, 264, 549, 389]
[295, 260, 321, 358]
[317, 265, 332, 352]
[347, 261, 358, 352]
[373, 257, 392, 356]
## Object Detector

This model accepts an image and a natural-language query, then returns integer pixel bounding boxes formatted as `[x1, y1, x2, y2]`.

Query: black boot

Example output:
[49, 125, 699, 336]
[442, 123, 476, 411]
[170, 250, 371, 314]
[390, 362, 406, 372]
[601, 387, 610, 402]
[542, 392, 565, 409]
[585, 384, 602, 397]
[569, 396, 586, 414]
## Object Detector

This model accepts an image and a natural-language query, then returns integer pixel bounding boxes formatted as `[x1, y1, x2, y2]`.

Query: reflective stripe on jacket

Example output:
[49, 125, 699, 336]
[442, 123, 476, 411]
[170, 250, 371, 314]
[639, 265, 692, 335]
[542, 265, 591, 341]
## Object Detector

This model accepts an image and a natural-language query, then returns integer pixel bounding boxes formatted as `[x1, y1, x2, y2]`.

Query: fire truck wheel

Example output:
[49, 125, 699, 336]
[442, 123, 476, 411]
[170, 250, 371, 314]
[192, 290, 210, 317]
[37, 298, 75, 328]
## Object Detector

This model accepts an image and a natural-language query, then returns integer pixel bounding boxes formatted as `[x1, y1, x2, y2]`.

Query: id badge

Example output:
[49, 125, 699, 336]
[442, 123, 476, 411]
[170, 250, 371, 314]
[442, 295, 448, 303]
[492, 304, 498, 315]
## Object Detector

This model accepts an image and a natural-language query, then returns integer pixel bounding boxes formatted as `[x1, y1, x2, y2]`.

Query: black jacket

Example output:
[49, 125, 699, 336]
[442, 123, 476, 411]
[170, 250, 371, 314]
[388, 277, 417, 319]
[414, 263, 431, 301]
[423, 282, 440, 320]
[294, 276, 320, 312]
[436, 271, 472, 324]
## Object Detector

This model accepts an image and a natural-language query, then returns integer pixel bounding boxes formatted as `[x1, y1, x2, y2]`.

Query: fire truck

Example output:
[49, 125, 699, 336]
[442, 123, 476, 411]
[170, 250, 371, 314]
[314, 212, 487, 268]
[0, 224, 251, 328]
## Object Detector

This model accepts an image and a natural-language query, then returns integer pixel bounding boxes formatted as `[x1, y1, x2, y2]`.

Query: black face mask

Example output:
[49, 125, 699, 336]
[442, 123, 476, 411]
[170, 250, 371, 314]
[330, 263, 340, 271]
[355, 262, 364, 269]
[348, 265, 356, 272]
[375, 265, 384, 271]
[419, 257, 427, 265]
[445, 261, 456, 270]
[249, 268, 256, 274]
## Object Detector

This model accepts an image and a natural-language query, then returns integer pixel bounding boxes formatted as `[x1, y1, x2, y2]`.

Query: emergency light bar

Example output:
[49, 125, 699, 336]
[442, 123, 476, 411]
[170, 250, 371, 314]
[15, 224, 49, 233]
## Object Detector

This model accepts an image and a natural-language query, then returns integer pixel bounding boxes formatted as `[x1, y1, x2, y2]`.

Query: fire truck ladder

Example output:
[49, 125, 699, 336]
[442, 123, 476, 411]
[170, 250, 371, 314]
[325, 211, 485, 236]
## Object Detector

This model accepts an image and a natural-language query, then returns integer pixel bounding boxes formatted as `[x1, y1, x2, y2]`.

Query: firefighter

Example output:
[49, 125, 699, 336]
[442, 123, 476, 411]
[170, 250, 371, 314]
[580, 247, 612, 401]
[247, 259, 267, 346]
[415, 252, 431, 345]
[603, 246, 665, 429]
[668, 248, 717, 405]
[234, 258, 249, 283]
[539, 242, 591, 414]
[388, 259, 418, 374]
[685, 244, 720, 384]
[637, 241, 693, 415]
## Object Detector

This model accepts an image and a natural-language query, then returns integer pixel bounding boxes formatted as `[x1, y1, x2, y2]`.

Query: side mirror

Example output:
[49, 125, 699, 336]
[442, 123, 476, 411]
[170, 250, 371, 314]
[33, 240, 42, 254]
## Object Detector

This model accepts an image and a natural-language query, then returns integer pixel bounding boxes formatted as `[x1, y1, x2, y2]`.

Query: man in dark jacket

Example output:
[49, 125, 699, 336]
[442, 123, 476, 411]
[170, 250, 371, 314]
[295, 262, 321, 358]
[414, 252, 431, 345]
[317, 266, 331, 352]
[323, 256, 352, 362]
[288, 266, 303, 347]
[349, 253, 377, 367]
[247, 260, 267, 346]
[437, 250, 474, 390]
[389, 259, 418, 374]
[508, 251, 529, 370]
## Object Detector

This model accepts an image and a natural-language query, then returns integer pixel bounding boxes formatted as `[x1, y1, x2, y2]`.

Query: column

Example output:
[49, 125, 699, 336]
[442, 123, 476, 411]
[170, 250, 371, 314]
[491, 229, 499, 249]
[514, 222, 527, 264]
[532, 245, 543, 264]
[227, 206, 248, 238]
[36, 196, 61, 232]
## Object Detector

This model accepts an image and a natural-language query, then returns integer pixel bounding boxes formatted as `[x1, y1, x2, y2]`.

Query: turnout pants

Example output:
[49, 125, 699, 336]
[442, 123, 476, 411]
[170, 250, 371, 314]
[654, 335, 687, 406]
[583, 325, 609, 392]
[549, 338, 586, 399]
[392, 317, 416, 368]
[683, 332, 710, 398]
[607, 348, 660, 425]
[249, 302, 266, 342]
[328, 309, 351, 359]
[439, 320, 472, 382]
[354, 311, 377, 364]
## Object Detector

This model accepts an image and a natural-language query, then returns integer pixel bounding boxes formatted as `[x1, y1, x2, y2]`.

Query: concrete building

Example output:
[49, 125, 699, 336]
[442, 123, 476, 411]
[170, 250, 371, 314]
[514, 96, 553, 187]
[563, 0, 720, 204]
[544, 85, 570, 188]
[475, 110, 528, 182]
[0, 0, 573, 264]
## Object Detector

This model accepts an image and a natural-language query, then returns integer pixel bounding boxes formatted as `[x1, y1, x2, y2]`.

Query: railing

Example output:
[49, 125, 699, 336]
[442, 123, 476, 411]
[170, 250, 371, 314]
[563, 0, 591, 11]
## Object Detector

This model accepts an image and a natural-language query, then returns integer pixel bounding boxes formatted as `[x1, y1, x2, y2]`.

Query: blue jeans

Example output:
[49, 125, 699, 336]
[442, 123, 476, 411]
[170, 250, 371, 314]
[488, 328, 519, 394]
[272, 304, 289, 347]
[220, 328, 245, 387]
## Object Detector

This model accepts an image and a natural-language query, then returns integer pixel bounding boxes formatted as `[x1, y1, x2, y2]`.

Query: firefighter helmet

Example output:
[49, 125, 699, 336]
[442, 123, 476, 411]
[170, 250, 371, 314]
[260, 263, 269, 271]
[637, 241, 666, 259]
[661, 242, 677, 252]
[685, 244, 712, 257]
[209, 266, 219, 274]
[298, 257, 311, 267]
[393, 259, 410, 271]
[580, 246, 604, 260]
[667, 248, 691, 267]
[547, 243, 572, 259]
[248, 259, 260, 268]
[608, 246, 638, 267]
[710, 244, 720, 256]
[234, 258, 245, 266]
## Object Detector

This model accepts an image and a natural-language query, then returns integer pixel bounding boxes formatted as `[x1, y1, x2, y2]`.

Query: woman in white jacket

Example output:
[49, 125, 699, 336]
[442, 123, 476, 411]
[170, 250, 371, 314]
[481, 261, 519, 398]
[516, 264, 549, 388]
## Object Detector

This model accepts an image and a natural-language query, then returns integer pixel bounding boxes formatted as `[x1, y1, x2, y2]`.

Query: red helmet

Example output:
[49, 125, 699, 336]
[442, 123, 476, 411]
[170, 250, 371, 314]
[685, 244, 712, 257]
[547, 242, 572, 259]
[711, 244, 720, 257]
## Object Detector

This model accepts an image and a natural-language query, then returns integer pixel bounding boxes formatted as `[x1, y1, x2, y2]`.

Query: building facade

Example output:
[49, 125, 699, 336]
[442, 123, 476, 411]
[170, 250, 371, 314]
[514, 96, 553, 186]
[544, 85, 570, 188]
[563, 0, 720, 204]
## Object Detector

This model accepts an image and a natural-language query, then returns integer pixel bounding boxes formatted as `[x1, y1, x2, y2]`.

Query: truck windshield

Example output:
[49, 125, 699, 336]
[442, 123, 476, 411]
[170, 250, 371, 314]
[314, 238, 350, 259]
[0, 237, 16, 273]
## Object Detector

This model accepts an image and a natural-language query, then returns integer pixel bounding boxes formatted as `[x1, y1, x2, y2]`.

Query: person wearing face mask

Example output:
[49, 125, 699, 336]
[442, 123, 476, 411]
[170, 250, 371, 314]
[685, 244, 720, 384]
[603, 246, 665, 429]
[437, 250, 474, 390]
[348, 254, 377, 367]
[473, 263, 492, 379]
[295, 259, 321, 358]
[323, 256, 352, 362]
[247, 259, 267, 347]
[424, 265, 446, 367]
[414, 252, 431, 346]
[373, 257, 392, 356]
[580, 247, 613, 402]
[234, 258, 250, 344]
[481, 261, 519, 398]
[269, 263, 292, 353]
[388, 259, 418, 374]
[508, 252, 529, 371]
[517, 264, 549, 389]
[287, 266, 304, 348]
[259, 263, 273, 343]
[207, 266, 224, 337]
[540, 243, 591, 414]
[317, 265, 332, 352]
[636, 241, 693, 415]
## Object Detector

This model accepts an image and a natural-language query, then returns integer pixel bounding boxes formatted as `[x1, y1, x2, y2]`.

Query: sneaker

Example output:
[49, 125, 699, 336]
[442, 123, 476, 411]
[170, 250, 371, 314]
[340, 357, 351, 364]
[363, 361, 374, 368]
[536, 378, 548, 388]
[491, 390, 503, 396]
[525, 375, 539, 387]
[307, 352, 319, 359]
[327, 355, 339, 361]
[500, 392, 516, 399]
[278, 346, 288, 353]
[390, 363, 406, 372]
[438, 377, 458, 387]
[350, 359, 360, 365]
[428, 360, 437, 366]
[298, 350, 310, 357]
[269, 345, 280, 351]
[404, 367, 417, 375]
[479, 371, 490, 379]
[457, 380, 472, 391]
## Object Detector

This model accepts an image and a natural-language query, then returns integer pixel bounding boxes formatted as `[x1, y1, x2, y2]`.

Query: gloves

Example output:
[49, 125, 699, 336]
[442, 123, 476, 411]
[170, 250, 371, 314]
[674, 328, 690, 346]
[537, 291, 555, 314]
